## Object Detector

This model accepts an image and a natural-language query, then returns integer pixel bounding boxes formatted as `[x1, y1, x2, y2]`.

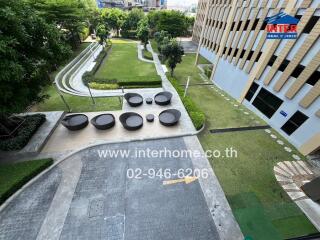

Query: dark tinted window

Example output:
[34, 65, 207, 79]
[306, 71, 320, 86]
[281, 111, 308, 135]
[245, 82, 259, 101]
[303, 16, 320, 34]
[252, 88, 283, 118]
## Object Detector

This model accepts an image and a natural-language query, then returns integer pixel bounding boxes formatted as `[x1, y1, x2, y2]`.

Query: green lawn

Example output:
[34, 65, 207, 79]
[173, 53, 317, 239]
[33, 85, 122, 112]
[0, 159, 53, 204]
[173, 53, 211, 85]
[94, 39, 161, 87]
[32, 42, 122, 113]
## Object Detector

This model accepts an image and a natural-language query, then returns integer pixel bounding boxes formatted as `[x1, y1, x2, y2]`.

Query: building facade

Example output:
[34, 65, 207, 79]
[193, 0, 320, 155]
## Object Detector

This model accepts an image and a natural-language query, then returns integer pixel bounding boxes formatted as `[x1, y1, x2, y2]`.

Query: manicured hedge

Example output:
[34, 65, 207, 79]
[143, 49, 153, 60]
[82, 44, 111, 86]
[168, 76, 205, 130]
[204, 65, 213, 78]
[0, 114, 46, 151]
[0, 158, 53, 204]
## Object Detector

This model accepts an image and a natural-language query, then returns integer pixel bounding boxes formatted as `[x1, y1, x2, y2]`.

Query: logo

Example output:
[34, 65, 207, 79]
[265, 12, 299, 39]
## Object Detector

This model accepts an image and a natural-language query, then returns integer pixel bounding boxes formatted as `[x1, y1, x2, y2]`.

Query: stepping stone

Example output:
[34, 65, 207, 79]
[277, 140, 284, 145]
[274, 166, 292, 177]
[244, 112, 249, 115]
[211, 86, 215, 88]
[287, 191, 306, 201]
[284, 147, 292, 152]
[292, 161, 307, 175]
[284, 161, 299, 175]
[221, 94, 224, 97]
[292, 154, 301, 161]
[265, 129, 271, 134]
[255, 121, 260, 124]
[277, 162, 294, 176]
[275, 174, 293, 182]
[282, 183, 300, 190]
[234, 104, 238, 107]
[297, 161, 313, 175]
[226, 98, 230, 101]
[270, 134, 277, 139]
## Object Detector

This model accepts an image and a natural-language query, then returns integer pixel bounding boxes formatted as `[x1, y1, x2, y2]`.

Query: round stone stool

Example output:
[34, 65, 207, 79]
[146, 98, 153, 104]
[146, 114, 154, 122]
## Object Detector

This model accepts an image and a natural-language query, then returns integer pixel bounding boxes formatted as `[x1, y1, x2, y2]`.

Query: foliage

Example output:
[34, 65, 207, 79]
[143, 49, 153, 60]
[28, 0, 97, 48]
[101, 8, 127, 37]
[162, 39, 184, 76]
[0, 0, 71, 121]
[168, 76, 205, 130]
[0, 159, 53, 204]
[137, 18, 150, 47]
[89, 82, 119, 90]
[96, 24, 109, 45]
[121, 8, 144, 38]
[148, 10, 193, 37]
[204, 65, 213, 78]
[0, 114, 46, 151]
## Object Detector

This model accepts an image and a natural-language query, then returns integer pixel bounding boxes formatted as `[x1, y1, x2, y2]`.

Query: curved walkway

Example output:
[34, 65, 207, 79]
[137, 43, 154, 63]
[55, 42, 161, 98]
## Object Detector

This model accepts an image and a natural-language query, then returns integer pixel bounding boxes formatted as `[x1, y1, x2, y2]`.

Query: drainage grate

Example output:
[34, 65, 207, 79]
[210, 125, 271, 134]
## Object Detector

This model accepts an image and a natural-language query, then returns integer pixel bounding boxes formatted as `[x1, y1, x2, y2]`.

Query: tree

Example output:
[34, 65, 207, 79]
[28, 0, 94, 48]
[137, 18, 149, 47]
[149, 10, 189, 37]
[121, 8, 144, 38]
[0, 0, 71, 134]
[162, 40, 184, 76]
[96, 24, 109, 45]
[101, 8, 126, 37]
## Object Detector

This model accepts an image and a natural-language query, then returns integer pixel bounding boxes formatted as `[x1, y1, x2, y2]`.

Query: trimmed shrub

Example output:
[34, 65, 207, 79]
[0, 158, 53, 204]
[143, 49, 153, 60]
[204, 65, 213, 78]
[168, 76, 205, 130]
[89, 82, 119, 90]
[0, 114, 46, 151]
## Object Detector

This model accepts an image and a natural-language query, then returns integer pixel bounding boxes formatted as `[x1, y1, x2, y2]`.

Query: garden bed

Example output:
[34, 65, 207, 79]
[0, 114, 46, 151]
[0, 158, 53, 204]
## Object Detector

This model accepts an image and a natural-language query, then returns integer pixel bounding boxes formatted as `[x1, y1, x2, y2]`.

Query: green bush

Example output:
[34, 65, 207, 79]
[0, 114, 46, 151]
[82, 44, 112, 85]
[0, 158, 53, 204]
[168, 76, 205, 130]
[143, 49, 153, 60]
[89, 82, 119, 90]
[204, 65, 213, 78]
[121, 30, 137, 39]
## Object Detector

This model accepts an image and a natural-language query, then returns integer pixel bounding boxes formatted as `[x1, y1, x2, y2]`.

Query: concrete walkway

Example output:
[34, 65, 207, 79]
[0, 137, 238, 240]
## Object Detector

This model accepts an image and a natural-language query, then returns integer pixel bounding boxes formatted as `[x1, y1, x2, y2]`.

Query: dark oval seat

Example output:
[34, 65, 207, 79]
[91, 114, 115, 130]
[154, 91, 172, 106]
[61, 114, 88, 131]
[124, 93, 143, 107]
[159, 109, 181, 127]
[119, 112, 143, 131]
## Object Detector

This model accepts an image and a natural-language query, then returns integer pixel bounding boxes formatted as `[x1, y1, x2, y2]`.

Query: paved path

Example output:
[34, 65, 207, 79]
[0, 138, 235, 240]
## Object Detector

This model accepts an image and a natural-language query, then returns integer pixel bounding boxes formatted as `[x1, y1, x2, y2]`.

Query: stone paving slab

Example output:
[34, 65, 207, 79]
[0, 137, 225, 240]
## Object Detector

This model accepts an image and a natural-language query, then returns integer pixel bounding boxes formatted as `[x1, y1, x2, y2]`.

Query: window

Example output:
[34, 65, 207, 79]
[306, 71, 320, 86]
[252, 88, 283, 118]
[281, 111, 308, 135]
[245, 82, 259, 101]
